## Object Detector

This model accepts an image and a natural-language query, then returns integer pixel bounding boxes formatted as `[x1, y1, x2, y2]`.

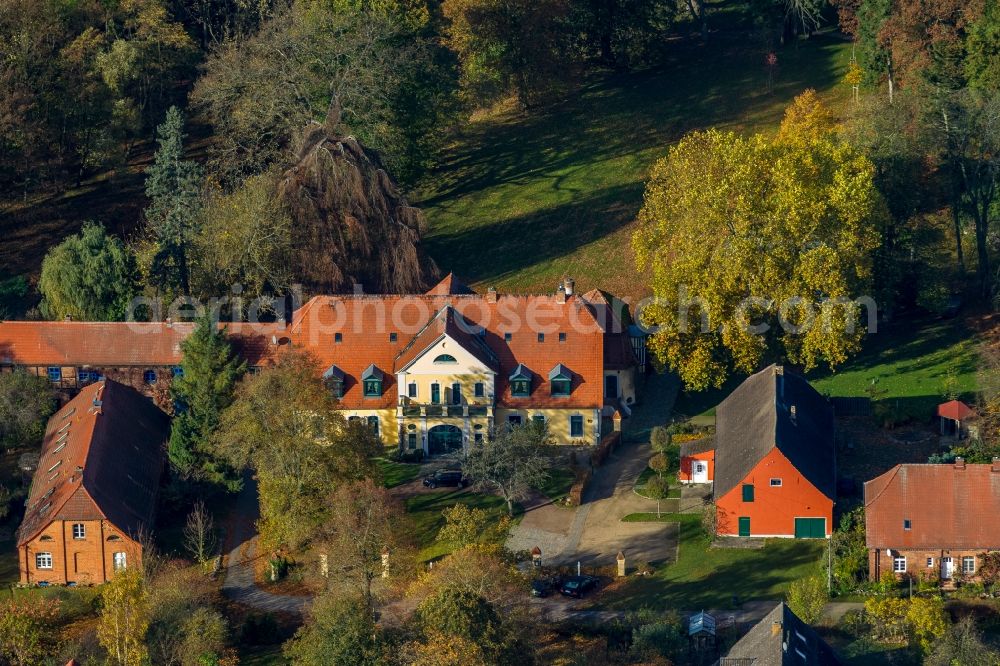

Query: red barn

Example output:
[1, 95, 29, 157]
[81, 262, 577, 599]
[713, 365, 835, 539]
[16, 380, 167, 585]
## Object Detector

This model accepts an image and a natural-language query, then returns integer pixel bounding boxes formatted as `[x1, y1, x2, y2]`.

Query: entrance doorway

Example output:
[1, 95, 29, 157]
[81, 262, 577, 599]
[428, 424, 463, 455]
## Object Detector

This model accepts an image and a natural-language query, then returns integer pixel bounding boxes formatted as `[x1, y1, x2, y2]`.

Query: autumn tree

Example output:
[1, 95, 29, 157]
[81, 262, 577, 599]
[0, 370, 55, 448]
[146, 563, 232, 666]
[906, 596, 949, 654]
[864, 596, 909, 644]
[435, 504, 512, 551]
[192, 173, 292, 301]
[98, 568, 151, 666]
[408, 546, 527, 613]
[191, 1, 450, 184]
[38, 222, 139, 321]
[412, 587, 524, 665]
[168, 313, 245, 490]
[442, 0, 570, 107]
[463, 422, 552, 516]
[633, 92, 883, 390]
[320, 479, 409, 612]
[142, 106, 204, 297]
[214, 351, 381, 551]
[0, 598, 60, 666]
[182, 500, 218, 566]
[786, 576, 828, 624]
[284, 593, 384, 666]
[927, 616, 1000, 666]
[645, 475, 671, 518]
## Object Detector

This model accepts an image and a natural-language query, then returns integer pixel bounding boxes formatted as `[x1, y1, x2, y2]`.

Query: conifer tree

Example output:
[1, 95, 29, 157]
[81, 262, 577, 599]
[168, 313, 245, 490]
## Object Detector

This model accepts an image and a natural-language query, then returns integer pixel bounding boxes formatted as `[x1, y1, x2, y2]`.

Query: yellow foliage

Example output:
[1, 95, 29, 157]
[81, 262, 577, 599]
[632, 94, 884, 390]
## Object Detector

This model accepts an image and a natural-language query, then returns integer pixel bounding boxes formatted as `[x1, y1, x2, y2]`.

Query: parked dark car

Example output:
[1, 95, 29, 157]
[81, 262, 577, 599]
[559, 575, 599, 598]
[531, 578, 558, 598]
[422, 469, 468, 489]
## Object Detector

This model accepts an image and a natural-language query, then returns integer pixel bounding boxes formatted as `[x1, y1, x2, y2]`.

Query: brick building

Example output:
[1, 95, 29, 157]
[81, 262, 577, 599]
[16, 380, 168, 585]
[865, 460, 1000, 584]
[713, 365, 835, 539]
[0, 275, 640, 451]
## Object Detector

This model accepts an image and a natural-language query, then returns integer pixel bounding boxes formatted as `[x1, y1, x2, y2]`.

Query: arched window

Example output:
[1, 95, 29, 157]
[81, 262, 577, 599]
[433, 354, 457, 364]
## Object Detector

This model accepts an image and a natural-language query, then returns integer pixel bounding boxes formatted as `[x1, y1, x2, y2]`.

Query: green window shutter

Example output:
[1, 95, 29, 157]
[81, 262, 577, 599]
[742, 484, 754, 502]
[738, 517, 751, 537]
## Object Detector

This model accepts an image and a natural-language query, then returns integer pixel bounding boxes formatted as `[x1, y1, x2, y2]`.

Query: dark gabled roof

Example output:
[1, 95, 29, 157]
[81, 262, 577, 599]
[394, 305, 499, 373]
[548, 363, 572, 380]
[714, 365, 835, 501]
[323, 365, 345, 382]
[865, 463, 1000, 550]
[361, 364, 383, 380]
[509, 363, 533, 381]
[17, 380, 168, 546]
[722, 603, 841, 666]
[679, 436, 715, 457]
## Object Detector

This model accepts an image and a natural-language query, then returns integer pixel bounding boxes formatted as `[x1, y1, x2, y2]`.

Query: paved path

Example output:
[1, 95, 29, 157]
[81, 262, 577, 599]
[507, 372, 682, 567]
[221, 476, 309, 616]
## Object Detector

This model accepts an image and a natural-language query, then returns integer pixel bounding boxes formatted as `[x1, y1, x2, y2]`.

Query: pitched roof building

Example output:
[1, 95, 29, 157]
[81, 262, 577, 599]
[713, 365, 835, 538]
[721, 602, 841, 665]
[864, 460, 1000, 582]
[17, 380, 168, 585]
[0, 278, 639, 452]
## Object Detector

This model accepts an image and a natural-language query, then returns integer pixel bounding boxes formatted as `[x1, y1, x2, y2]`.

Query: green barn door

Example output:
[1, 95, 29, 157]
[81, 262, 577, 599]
[738, 517, 751, 537]
[794, 518, 826, 539]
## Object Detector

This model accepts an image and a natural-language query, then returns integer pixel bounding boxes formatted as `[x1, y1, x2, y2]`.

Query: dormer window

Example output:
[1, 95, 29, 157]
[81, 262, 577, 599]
[549, 364, 572, 397]
[323, 365, 345, 399]
[362, 364, 383, 397]
[433, 354, 457, 364]
[509, 364, 532, 397]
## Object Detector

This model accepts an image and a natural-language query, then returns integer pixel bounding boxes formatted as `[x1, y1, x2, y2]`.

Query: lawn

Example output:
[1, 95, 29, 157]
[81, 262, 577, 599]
[807, 315, 980, 421]
[0, 538, 18, 585]
[601, 514, 825, 609]
[404, 490, 517, 562]
[670, 315, 981, 424]
[417, 26, 853, 300]
[536, 467, 577, 505]
[376, 457, 423, 489]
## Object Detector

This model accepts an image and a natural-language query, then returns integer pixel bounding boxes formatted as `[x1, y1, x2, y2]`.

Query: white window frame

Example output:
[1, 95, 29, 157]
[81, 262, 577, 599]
[926, 557, 934, 568]
[892, 556, 906, 573]
[72, 523, 85, 540]
[113, 551, 127, 571]
[769, 478, 782, 487]
[36, 552, 53, 569]
[963, 556, 976, 574]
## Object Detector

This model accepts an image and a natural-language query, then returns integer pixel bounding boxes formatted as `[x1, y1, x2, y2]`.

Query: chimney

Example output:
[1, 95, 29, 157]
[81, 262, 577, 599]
[64, 315, 72, 322]
[992, 457, 1000, 473]
[771, 620, 783, 637]
[165, 317, 173, 328]
[486, 287, 498, 304]
[564, 277, 575, 297]
[556, 285, 566, 304]
[271, 334, 278, 346]
[955, 457, 966, 470]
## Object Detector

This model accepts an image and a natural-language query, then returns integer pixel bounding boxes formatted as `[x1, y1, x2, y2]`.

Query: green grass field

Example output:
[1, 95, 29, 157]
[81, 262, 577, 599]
[417, 33, 853, 299]
[604, 513, 824, 609]
[671, 315, 981, 424]
[404, 490, 518, 562]
[536, 467, 577, 505]
[376, 457, 423, 489]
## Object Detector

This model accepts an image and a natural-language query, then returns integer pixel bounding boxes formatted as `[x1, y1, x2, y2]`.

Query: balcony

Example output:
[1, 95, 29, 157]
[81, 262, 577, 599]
[397, 400, 492, 419]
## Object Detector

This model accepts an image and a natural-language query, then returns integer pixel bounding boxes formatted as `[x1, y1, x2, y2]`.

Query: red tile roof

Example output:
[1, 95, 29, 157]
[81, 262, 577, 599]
[937, 400, 976, 421]
[0, 321, 193, 366]
[394, 306, 499, 373]
[16, 380, 168, 546]
[865, 463, 1000, 550]
[425, 273, 475, 295]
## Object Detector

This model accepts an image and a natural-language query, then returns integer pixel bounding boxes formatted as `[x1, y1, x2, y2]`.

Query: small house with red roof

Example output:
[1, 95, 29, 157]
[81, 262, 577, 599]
[16, 380, 167, 585]
[937, 400, 976, 439]
[864, 459, 1000, 584]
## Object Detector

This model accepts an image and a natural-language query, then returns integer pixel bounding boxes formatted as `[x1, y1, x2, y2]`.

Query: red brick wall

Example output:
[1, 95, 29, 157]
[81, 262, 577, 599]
[20, 519, 143, 585]
[869, 548, 994, 583]
[716, 448, 833, 537]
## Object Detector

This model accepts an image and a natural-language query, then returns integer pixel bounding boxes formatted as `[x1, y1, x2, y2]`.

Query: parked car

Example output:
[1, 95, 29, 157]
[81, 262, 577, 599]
[422, 469, 468, 489]
[559, 575, 599, 598]
[530, 577, 559, 598]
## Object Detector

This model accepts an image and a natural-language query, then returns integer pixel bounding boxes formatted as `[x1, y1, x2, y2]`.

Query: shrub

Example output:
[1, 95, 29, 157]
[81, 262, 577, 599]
[786, 576, 828, 624]
[650, 426, 670, 451]
[906, 596, 948, 654]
